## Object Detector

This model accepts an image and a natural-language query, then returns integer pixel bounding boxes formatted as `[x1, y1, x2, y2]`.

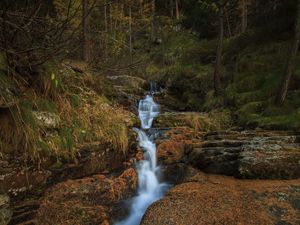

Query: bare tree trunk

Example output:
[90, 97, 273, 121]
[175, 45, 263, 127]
[104, 0, 107, 32]
[129, 5, 132, 63]
[276, 0, 300, 105]
[82, 0, 90, 62]
[241, 0, 247, 32]
[175, 0, 179, 19]
[151, 0, 155, 40]
[225, 7, 232, 37]
[214, 3, 225, 95]
[170, 0, 174, 18]
[103, 0, 107, 57]
[109, 2, 112, 32]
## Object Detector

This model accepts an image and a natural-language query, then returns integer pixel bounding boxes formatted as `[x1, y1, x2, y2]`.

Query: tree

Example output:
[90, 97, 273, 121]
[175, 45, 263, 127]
[276, 0, 300, 105]
[151, 0, 155, 39]
[82, 0, 91, 62]
[241, 0, 247, 32]
[175, 0, 180, 19]
[214, 0, 228, 95]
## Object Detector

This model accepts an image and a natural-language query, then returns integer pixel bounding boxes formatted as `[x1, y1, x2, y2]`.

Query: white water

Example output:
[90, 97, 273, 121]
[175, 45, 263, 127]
[115, 95, 167, 225]
[138, 95, 160, 129]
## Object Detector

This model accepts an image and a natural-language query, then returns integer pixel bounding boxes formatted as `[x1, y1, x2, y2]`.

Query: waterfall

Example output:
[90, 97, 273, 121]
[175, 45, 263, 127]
[115, 94, 167, 225]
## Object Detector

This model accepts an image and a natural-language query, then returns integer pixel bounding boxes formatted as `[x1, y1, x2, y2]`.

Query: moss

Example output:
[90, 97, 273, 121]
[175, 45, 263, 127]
[69, 93, 81, 107]
[59, 127, 75, 160]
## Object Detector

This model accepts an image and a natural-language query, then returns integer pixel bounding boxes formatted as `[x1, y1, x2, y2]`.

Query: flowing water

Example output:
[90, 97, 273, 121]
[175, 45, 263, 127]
[115, 93, 167, 225]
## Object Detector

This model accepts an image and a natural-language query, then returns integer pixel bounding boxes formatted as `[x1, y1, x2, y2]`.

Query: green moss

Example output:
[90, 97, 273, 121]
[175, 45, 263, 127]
[59, 127, 75, 159]
[69, 93, 81, 107]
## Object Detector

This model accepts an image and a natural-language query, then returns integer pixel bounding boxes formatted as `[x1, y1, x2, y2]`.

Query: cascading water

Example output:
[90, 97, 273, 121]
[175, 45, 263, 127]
[115, 92, 167, 225]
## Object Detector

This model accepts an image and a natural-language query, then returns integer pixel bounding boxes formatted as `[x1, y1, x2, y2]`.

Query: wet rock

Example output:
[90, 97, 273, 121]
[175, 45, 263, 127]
[141, 172, 300, 225]
[0, 194, 12, 225]
[36, 168, 137, 225]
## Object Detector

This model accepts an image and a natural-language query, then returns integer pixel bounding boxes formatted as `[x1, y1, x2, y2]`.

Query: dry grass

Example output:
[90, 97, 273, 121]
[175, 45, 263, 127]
[71, 89, 132, 155]
[184, 113, 217, 132]
[182, 111, 232, 132]
[0, 61, 134, 165]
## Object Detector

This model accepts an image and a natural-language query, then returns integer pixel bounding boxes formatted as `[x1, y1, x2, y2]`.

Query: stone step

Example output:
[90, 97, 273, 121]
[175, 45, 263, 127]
[9, 201, 39, 225]
[9, 211, 37, 225]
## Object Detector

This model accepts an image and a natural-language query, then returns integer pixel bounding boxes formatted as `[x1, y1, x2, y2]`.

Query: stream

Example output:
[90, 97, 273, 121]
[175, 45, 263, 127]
[115, 92, 168, 225]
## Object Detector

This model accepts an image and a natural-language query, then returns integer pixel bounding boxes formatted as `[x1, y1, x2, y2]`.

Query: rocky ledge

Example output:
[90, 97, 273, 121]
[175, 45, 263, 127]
[156, 126, 300, 181]
[141, 172, 300, 225]
[36, 168, 137, 225]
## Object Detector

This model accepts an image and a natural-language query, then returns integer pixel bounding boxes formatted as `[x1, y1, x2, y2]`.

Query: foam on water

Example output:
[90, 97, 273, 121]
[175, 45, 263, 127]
[138, 95, 160, 129]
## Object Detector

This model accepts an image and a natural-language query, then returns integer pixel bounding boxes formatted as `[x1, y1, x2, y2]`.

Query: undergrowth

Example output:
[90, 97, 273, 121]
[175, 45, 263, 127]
[0, 60, 134, 166]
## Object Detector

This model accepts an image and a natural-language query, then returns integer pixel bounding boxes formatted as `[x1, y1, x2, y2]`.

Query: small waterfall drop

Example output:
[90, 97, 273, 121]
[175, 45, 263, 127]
[138, 95, 160, 129]
[115, 92, 167, 225]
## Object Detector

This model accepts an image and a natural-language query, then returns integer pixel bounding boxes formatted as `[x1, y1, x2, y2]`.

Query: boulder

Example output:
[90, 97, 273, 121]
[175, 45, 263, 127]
[141, 172, 300, 225]
[36, 168, 137, 225]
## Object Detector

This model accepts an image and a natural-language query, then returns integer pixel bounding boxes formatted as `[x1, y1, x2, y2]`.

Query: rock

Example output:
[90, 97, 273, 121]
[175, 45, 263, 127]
[50, 142, 126, 181]
[141, 172, 300, 225]
[153, 38, 162, 45]
[156, 127, 198, 183]
[0, 194, 12, 225]
[8, 200, 40, 225]
[33, 111, 60, 129]
[187, 130, 300, 179]
[107, 75, 146, 90]
[0, 168, 51, 196]
[107, 75, 147, 110]
[36, 168, 137, 225]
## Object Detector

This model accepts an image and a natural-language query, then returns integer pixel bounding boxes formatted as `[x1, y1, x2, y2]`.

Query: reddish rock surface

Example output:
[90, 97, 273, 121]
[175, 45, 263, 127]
[156, 127, 199, 183]
[36, 168, 137, 225]
[141, 172, 300, 225]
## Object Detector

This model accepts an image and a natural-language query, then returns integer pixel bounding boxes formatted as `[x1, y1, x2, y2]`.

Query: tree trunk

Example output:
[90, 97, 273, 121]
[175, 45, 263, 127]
[276, 0, 300, 105]
[109, 2, 112, 31]
[175, 0, 179, 19]
[151, 0, 155, 40]
[225, 7, 232, 37]
[129, 5, 132, 63]
[82, 0, 90, 62]
[170, 0, 174, 18]
[214, 3, 225, 95]
[241, 0, 247, 32]
[104, 0, 107, 32]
